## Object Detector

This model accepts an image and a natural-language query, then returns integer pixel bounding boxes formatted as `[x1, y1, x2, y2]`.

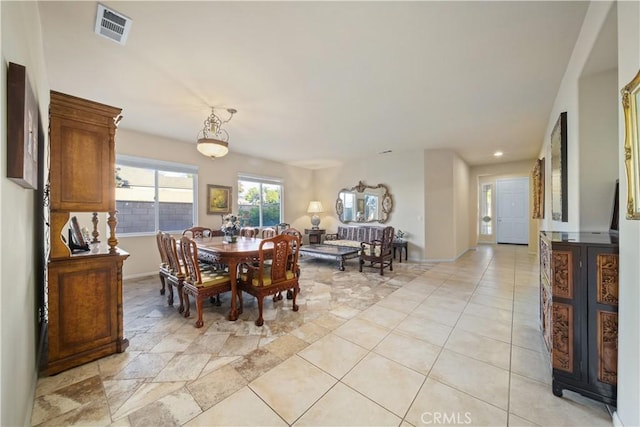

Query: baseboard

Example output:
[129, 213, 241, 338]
[123, 271, 157, 281]
[612, 411, 624, 427]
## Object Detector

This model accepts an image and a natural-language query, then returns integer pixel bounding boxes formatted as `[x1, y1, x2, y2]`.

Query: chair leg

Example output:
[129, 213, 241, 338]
[255, 296, 265, 326]
[159, 274, 166, 295]
[359, 259, 364, 272]
[167, 281, 174, 306]
[177, 283, 185, 313]
[195, 295, 204, 328]
[183, 289, 191, 318]
[292, 287, 299, 312]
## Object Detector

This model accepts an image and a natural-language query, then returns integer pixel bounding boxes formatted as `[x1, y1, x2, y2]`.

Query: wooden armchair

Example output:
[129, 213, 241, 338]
[359, 226, 394, 276]
[155, 231, 170, 296]
[238, 234, 300, 326]
[162, 233, 186, 312]
[275, 223, 290, 235]
[240, 227, 259, 238]
[179, 236, 234, 328]
[183, 226, 213, 238]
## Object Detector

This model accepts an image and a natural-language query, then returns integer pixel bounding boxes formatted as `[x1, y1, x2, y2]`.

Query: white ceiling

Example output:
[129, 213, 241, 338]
[37, 1, 589, 169]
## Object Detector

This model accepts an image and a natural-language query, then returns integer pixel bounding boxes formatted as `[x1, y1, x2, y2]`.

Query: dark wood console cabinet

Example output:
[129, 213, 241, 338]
[44, 92, 128, 375]
[539, 231, 618, 406]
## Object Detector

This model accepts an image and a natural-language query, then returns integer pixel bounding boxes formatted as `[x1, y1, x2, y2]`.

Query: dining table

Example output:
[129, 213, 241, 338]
[193, 236, 272, 321]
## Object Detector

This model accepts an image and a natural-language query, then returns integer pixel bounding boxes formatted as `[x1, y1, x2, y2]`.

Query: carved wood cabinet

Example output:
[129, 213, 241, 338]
[539, 231, 618, 406]
[45, 91, 128, 375]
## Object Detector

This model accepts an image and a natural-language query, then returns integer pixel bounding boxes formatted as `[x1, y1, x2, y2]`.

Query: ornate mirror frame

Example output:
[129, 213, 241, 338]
[622, 68, 640, 219]
[335, 181, 393, 224]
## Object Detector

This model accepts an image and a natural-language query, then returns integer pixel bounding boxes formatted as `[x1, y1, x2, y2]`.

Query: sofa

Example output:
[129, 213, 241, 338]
[325, 225, 395, 275]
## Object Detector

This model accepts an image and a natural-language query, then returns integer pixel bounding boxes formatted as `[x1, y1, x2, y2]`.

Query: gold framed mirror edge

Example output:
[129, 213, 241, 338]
[622, 68, 640, 219]
[336, 180, 393, 224]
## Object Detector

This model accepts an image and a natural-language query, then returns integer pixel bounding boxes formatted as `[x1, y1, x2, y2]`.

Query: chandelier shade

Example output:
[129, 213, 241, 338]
[196, 107, 236, 159]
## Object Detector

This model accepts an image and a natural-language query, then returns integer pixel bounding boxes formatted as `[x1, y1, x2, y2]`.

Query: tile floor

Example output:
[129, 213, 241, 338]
[31, 245, 613, 426]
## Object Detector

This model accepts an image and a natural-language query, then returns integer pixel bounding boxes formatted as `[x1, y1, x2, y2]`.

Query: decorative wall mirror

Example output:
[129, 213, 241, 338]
[335, 181, 393, 224]
[622, 68, 640, 219]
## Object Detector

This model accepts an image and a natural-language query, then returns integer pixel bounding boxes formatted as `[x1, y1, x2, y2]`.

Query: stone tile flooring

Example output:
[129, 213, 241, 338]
[31, 245, 613, 426]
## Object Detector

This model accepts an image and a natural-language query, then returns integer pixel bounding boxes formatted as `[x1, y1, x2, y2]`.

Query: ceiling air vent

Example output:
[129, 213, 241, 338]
[94, 4, 132, 45]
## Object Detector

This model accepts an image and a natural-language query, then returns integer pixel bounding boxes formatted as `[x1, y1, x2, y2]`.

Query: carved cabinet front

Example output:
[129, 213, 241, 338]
[539, 231, 618, 407]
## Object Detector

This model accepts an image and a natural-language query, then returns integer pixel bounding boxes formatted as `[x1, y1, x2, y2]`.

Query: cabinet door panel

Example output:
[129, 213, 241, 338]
[50, 118, 112, 211]
[48, 258, 118, 360]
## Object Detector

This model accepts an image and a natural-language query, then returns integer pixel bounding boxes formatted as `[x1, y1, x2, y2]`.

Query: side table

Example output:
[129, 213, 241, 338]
[304, 228, 326, 245]
[393, 239, 408, 263]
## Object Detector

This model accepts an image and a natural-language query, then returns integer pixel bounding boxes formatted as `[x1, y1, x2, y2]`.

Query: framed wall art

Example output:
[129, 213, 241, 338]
[6, 62, 38, 190]
[622, 68, 640, 219]
[551, 112, 568, 222]
[532, 157, 545, 219]
[207, 184, 232, 215]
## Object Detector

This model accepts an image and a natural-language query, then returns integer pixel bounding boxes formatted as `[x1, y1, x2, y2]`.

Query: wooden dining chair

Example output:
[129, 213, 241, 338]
[155, 231, 170, 296]
[275, 227, 303, 300]
[183, 226, 213, 238]
[238, 234, 300, 326]
[261, 227, 276, 239]
[239, 227, 259, 238]
[179, 236, 234, 328]
[162, 232, 186, 312]
[275, 223, 290, 235]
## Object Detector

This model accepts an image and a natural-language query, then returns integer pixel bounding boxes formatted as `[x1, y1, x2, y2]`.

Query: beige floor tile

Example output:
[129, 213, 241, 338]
[463, 302, 512, 323]
[411, 304, 462, 327]
[102, 379, 144, 417]
[35, 362, 100, 397]
[187, 364, 248, 411]
[199, 355, 241, 378]
[444, 329, 511, 370]
[373, 331, 441, 375]
[511, 324, 547, 353]
[511, 345, 551, 384]
[37, 398, 112, 427]
[149, 334, 198, 353]
[333, 317, 390, 350]
[508, 413, 540, 426]
[298, 333, 368, 378]
[430, 349, 510, 410]
[112, 381, 186, 420]
[474, 285, 514, 300]
[231, 347, 283, 382]
[377, 294, 422, 312]
[97, 351, 142, 379]
[291, 322, 331, 344]
[421, 295, 468, 312]
[469, 294, 513, 311]
[262, 333, 309, 359]
[509, 374, 611, 426]
[402, 280, 438, 296]
[395, 316, 452, 347]
[405, 378, 507, 427]
[216, 335, 260, 356]
[184, 387, 286, 426]
[294, 382, 401, 426]
[357, 304, 408, 329]
[430, 287, 474, 302]
[127, 387, 202, 427]
[456, 313, 512, 343]
[153, 353, 211, 382]
[182, 333, 230, 355]
[342, 352, 425, 417]
[249, 355, 337, 424]
[113, 353, 176, 380]
[31, 375, 105, 425]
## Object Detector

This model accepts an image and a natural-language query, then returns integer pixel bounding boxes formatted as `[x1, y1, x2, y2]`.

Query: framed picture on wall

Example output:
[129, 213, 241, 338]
[6, 62, 38, 190]
[207, 184, 232, 215]
[551, 112, 568, 222]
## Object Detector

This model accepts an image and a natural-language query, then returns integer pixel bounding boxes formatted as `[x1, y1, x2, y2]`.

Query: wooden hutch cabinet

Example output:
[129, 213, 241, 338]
[45, 91, 129, 375]
[539, 231, 618, 406]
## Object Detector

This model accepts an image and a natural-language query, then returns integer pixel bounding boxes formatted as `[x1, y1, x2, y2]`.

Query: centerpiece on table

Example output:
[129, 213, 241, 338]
[221, 213, 241, 243]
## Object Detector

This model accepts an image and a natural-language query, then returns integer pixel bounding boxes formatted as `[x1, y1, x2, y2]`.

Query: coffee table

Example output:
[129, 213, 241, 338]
[299, 244, 360, 271]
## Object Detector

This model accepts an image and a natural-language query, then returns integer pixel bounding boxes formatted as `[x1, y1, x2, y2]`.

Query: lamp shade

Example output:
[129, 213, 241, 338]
[307, 201, 324, 213]
[197, 138, 229, 158]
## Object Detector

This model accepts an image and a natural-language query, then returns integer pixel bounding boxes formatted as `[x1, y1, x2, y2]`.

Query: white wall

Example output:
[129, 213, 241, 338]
[0, 2, 50, 425]
[616, 1, 640, 425]
[454, 155, 470, 258]
[114, 128, 314, 278]
[314, 149, 425, 260]
[578, 69, 619, 231]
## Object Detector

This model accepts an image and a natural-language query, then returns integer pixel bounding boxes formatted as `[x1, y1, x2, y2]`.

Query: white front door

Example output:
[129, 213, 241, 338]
[496, 177, 529, 244]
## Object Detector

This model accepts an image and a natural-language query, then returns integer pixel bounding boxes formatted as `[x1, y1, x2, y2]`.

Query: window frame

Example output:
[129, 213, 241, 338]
[237, 173, 284, 227]
[116, 155, 199, 236]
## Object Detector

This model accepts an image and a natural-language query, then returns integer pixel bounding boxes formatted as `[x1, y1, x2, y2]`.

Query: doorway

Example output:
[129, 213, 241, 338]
[496, 177, 529, 244]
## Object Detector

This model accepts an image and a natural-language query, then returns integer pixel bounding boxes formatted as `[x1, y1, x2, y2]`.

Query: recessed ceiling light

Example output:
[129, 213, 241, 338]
[494, 151, 504, 157]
